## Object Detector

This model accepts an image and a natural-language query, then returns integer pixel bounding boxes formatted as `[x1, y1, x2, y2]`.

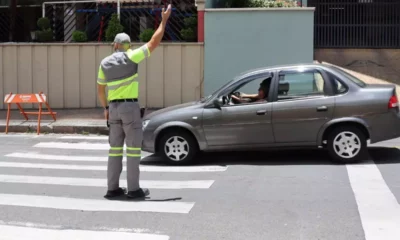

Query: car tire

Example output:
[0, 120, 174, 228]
[158, 129, 199, 165]
[326, 125, 368, 164]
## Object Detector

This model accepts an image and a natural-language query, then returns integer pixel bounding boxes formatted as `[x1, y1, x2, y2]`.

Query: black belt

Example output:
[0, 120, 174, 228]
[109, 98, 138, 103]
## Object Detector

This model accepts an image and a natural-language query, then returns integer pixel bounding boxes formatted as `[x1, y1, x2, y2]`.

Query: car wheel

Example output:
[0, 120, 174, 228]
[158, 129, 198, 165]
[326, 125, 368, 164]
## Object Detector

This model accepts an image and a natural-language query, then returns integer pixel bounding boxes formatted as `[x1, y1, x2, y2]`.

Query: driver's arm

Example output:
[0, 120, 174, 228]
[241, 93, 258, 99]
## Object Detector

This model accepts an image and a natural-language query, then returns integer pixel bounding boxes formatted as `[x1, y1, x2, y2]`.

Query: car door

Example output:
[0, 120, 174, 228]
[271, 67, 335, 144]
[202, 74, 275, 148]
[202, 102, 274, 147]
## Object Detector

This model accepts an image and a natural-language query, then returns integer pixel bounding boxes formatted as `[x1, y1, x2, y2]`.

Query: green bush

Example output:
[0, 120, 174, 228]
[222, 0, 299, 8]
[36, 17, 53, 42]
[180, 16, 197, 42]
[105, 13, 124, 42]
[139, 28, 155, 42]
[72, 30, 88, 42]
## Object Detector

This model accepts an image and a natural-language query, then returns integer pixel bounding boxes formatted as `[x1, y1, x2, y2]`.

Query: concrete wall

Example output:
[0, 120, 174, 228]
[203, 7, 315, 95]
[0, 43, 204, 110]
[314, 49, 400, 86]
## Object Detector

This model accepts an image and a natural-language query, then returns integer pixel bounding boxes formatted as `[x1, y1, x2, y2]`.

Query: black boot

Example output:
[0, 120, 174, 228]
[104, 187, 126, 199]
[126, 188, 150, 199]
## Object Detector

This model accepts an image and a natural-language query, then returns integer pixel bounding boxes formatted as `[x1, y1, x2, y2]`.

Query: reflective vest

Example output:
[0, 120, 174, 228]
[97, 45, 150, 101]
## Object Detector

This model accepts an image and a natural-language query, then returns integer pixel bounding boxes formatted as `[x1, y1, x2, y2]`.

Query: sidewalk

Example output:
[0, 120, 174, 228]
[0, 108, 158, 135]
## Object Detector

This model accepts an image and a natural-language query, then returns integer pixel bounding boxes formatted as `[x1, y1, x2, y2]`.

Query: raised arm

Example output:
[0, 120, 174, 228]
[147, 4, 172, 53]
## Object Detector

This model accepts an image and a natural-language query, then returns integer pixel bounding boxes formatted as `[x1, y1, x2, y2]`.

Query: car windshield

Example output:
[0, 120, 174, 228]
[200, 79, 235, 103]
[330, 66, 366, 87]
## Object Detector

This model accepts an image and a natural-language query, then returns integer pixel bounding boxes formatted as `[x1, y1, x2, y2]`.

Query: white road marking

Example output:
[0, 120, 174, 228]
[0, 220, 161, 235]
[346, 161, 400, 240]
[0, 224, 170, 240]
[5, 152, 153, 161]
[0, 162, 228, 172]
[59, 135, 108, 140]
[6, 152, 109, 161]
[0, 174, 214, 189]
[34, 142, 110, 150]
[0, 193, 195, 214]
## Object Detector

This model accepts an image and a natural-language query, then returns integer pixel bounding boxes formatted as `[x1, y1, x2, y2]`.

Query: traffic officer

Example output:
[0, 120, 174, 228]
[97, 5, 171, 199]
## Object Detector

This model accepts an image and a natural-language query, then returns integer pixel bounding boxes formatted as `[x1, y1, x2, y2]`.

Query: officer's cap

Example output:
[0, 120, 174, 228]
[113, 33, 131, 44]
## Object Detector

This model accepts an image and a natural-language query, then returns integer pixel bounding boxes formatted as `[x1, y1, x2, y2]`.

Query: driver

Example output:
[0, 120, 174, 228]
[231, 78, 270, 103]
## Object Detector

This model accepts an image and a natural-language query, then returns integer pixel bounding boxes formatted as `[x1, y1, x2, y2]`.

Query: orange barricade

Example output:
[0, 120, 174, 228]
[3, 92, 57, 135]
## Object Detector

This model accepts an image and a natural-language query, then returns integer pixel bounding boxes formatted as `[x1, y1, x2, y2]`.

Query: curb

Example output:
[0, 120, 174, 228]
[0, 124, 109, 135]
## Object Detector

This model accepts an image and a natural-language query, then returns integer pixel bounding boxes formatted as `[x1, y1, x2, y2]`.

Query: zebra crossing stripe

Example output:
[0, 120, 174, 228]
[0, 162, 228, 172]
[0, 224, 170, 240]
[0, 174, 214, 189]
[0, 193, 195, 214]
[59, 135, 109, 140]
[34, 142, 116, 150]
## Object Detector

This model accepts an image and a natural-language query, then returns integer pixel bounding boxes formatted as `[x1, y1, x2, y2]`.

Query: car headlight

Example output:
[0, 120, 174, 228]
[142, 120, 150, 130]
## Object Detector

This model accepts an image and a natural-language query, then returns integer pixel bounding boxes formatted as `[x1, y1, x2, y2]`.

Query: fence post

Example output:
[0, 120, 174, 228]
[195, 0, 205, 42]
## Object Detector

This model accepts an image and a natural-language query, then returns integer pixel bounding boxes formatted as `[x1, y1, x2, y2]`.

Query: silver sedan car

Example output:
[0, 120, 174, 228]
[141, 63, 400, 165]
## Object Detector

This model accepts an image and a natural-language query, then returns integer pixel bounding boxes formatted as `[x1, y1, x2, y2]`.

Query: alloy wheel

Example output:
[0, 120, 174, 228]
[164, 136, 190, 161]
[333, 131, 361, 159]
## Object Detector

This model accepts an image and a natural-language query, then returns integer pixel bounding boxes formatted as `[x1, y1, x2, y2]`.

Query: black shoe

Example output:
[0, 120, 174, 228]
[104, 187, 126, 199]
[126, 188, 150, 199]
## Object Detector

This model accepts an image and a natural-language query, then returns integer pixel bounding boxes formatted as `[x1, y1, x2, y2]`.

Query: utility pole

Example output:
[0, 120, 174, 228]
[9, 0, 17, 41]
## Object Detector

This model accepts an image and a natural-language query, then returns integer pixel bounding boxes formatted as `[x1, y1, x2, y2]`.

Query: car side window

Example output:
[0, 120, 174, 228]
[277, 71, 326, 101]
[327, 72, 348, 95]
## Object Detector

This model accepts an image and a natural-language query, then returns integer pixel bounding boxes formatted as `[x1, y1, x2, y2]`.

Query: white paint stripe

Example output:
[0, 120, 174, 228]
[0, 224, 170, 240]
[59, 135, 108, 140]
[0, 162, 228, 172]
[0, 220, 159, 235]
[6, 152, 110, 161]
[35, 94, 42, 102]
[5, 152, 153, 161]
[5, 94, 16, 103]
[346, 161, 400, 240]
[34, 142, 110, 150]
[0, 174, 214, 189]
[0, 193, 194, 214]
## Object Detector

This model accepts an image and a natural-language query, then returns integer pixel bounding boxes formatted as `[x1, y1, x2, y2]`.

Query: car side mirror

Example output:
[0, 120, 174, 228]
[213, 97, 223, 109]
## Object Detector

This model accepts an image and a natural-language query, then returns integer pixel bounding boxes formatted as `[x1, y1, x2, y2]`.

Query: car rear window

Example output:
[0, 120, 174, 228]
[330, 66, 366, 87]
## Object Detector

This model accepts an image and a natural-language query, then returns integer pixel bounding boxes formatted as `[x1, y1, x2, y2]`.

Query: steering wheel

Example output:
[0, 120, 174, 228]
[232, 91, 242, 98]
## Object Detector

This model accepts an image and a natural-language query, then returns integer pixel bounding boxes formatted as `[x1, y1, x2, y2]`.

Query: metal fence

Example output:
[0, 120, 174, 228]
[43, 0, 198, 42]
[0, 5, 42, 42]
[308, 0, 400, 48]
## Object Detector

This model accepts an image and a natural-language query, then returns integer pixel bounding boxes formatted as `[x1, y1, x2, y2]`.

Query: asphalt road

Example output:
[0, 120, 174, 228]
[0, 133, 399, 240]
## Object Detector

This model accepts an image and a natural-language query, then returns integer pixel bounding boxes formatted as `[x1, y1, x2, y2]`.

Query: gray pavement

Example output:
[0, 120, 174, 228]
[0, 133, 399, 240]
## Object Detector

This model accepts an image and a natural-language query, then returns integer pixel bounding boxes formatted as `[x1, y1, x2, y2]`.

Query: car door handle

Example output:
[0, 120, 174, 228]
[256, 110, 267, 115]
[316, 106, 328, 112]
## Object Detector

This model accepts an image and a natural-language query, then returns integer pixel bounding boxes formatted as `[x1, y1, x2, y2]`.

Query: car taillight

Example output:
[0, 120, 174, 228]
[388, 95, 399, 109]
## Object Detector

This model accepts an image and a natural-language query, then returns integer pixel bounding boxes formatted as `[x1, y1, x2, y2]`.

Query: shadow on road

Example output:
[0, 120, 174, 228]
[140, 147, 400, 166]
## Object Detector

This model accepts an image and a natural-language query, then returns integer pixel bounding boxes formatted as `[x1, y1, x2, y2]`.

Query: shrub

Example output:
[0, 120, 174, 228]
[72, 30, 88, 42]
[35, 17, 53, 42]
[248, 0, 299, 7]
[180, 16, 197, 42]
[139, 28, 155, 42]
[105, 13, 124, 42]
[222, 0, 299, 8]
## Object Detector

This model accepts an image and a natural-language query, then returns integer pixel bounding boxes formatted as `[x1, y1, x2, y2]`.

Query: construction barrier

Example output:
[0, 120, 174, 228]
[3, 92, 57, 135]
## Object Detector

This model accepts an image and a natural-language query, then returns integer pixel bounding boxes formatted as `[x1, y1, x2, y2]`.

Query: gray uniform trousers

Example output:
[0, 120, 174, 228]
[107, 101, 142, 192]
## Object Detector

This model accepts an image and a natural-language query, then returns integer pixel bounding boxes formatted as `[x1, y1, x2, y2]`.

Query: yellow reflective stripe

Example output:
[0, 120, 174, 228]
[127, 154, 141, 157]
[110, 147, 123, 150]
[127, 147, 141, 150]
[108, 81, 139, 101]
[108, 79, 137, 90]
[97, 78, 107, 85]
[109, 153, 123, 156]
[107, 74, 138, 87]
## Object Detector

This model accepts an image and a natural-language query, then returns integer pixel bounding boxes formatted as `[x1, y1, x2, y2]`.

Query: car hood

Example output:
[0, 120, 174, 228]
[145, 101, 201, 119]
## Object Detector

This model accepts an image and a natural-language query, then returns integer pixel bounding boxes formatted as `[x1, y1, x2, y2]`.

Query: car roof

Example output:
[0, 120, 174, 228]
[234, 62, 332, 80]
